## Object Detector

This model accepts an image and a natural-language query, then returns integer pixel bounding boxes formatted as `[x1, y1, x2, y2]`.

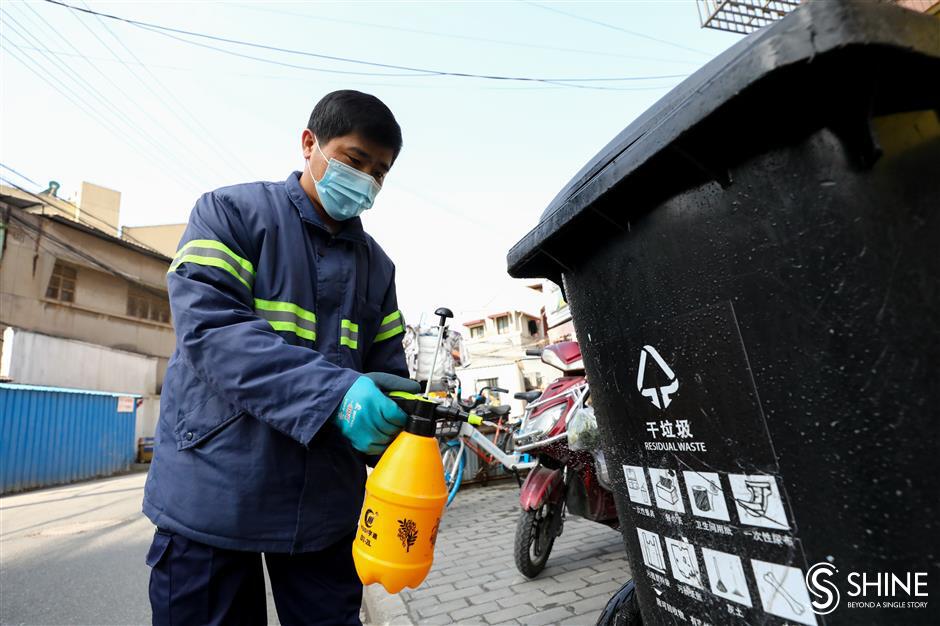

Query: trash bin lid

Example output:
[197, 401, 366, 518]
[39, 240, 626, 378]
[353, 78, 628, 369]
[507, 0, 940, 284]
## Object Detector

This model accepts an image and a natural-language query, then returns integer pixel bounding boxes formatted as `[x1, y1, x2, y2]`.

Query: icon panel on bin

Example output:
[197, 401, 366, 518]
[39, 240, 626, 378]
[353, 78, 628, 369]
[683, 471, 730, 522]
[649, 468, 685, 513]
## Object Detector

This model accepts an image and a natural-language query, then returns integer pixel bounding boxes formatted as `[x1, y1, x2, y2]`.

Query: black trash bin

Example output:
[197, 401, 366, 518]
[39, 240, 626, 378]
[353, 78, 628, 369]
[508, 2, 938, 625]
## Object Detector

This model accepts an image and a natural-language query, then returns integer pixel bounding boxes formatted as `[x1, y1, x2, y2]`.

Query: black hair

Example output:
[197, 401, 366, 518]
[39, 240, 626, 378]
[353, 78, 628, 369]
[307, 90, 403, 158]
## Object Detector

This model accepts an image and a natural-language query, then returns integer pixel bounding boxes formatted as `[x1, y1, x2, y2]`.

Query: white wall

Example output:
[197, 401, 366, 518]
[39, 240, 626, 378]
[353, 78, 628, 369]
[458, 362, 525, 416]
[1, 328, 159, 394]
[135, 395, 161, 444]
[457, 356, 568, 417]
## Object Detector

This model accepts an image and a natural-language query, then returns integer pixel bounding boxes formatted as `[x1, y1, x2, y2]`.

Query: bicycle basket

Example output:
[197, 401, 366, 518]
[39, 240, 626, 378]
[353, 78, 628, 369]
[435, 421, 461, 437]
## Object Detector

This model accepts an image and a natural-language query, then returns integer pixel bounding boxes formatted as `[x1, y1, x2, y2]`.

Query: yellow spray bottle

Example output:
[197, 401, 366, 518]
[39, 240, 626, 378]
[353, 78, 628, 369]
[352, 391, 479, 593]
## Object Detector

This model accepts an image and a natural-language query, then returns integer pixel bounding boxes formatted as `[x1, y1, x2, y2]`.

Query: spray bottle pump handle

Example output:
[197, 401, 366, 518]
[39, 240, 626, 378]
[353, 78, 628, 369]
[434, 307, 454, 329]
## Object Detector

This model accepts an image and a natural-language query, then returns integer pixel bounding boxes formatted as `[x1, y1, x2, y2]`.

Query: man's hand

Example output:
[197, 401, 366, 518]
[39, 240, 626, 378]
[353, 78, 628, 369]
[333, 374, 418, 455]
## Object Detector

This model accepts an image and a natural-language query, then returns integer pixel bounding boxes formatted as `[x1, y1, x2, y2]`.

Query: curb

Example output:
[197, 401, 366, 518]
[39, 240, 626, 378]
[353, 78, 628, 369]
[362, 584, 414, 626]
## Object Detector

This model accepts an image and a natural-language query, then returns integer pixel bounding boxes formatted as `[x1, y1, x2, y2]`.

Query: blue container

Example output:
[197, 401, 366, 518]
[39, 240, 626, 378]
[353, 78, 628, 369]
[0, 383, 138, 494]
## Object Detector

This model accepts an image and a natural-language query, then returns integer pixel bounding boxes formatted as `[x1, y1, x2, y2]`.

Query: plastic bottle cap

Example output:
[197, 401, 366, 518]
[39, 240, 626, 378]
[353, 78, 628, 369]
[405, 415, 436, 437]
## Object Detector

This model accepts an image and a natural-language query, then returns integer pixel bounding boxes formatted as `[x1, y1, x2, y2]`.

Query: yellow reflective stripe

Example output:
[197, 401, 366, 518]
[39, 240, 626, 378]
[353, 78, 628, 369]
[267, 320, 316, 342]
[374, 324, 405, 343]
[380, 310, 402, 326]
[254, 298, 317, 341]
[254, 298, 317, 323]
[340, 319, 359, 349]
[169, 240, 255, 289]
[168, 254, 251, 290]
[174, 239, 255, 276]
[374, 309, 404, 342]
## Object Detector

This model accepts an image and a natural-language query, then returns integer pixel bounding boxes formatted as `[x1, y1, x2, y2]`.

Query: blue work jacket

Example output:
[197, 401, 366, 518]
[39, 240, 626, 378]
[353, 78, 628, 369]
[143, 172, 407, 553]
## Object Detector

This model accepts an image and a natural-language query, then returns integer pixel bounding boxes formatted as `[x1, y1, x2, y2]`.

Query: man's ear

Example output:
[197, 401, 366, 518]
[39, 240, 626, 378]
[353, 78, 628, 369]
[301, 129, 315, 158]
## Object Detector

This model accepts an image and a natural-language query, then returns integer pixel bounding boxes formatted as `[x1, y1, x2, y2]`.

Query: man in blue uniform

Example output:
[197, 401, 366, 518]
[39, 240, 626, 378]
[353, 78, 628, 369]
[143, 90, 418, 625]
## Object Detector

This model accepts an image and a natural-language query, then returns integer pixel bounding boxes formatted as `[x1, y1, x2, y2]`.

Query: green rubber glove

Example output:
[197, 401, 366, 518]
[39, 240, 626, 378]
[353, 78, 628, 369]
[333, 374, 415, 455]
[364, 372, 421, 394]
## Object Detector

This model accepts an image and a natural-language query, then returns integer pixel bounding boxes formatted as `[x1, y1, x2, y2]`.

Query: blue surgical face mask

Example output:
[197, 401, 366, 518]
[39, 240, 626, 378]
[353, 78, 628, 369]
[306, 141, 382, 221]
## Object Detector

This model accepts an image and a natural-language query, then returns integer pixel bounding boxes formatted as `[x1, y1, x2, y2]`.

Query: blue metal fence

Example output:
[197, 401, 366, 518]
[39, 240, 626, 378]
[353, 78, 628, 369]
[0, 383, 138, 494]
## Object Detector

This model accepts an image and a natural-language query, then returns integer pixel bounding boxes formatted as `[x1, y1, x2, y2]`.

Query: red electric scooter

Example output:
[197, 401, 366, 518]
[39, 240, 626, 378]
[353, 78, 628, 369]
[511, 341, 619, 578]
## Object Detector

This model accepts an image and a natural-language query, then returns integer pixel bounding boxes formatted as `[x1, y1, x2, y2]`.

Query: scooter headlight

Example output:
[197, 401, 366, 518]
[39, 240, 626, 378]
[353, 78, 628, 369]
[518, 403, 566, 440]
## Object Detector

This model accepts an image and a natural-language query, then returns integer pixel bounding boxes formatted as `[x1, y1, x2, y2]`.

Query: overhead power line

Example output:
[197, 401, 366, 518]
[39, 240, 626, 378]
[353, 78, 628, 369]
[9, 42, 681, 94]
[0, 33, 199, 198]
[0, 174, 173, 298]
[1, 43, 500, 91]
[0, 164, 43, 189]
[42, 0, 690, 89]
[525, 2, 713, 57]
[131, 22, 441, 79]
[12, 3, 225, 190]
[0, 10, 207, 195]
[6, 208, 171, 300]
[0, 169, 160, 253]
[72, 0, 254, 180]
[231, 3, 700, 67]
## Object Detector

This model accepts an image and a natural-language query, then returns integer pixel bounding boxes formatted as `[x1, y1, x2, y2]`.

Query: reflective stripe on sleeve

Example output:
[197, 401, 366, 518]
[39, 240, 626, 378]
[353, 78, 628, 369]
[255, 298, 317, 341]
[374, 310, 404, 342]
[340, 319, 359, 349]
[169, 239, 255, 289]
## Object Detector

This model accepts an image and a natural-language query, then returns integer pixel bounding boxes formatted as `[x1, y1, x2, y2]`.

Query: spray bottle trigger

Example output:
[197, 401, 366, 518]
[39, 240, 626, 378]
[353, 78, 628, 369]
[389, 391, 421, 417]
[389, 391, 424, 401]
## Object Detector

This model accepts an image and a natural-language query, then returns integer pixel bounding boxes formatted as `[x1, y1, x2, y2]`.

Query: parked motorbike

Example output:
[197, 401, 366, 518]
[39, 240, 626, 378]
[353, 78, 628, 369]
[511, 341, 619, 578]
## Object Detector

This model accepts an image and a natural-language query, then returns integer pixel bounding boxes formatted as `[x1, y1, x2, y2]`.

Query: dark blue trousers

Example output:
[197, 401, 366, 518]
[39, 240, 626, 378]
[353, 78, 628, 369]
[146, 529, 362, 626]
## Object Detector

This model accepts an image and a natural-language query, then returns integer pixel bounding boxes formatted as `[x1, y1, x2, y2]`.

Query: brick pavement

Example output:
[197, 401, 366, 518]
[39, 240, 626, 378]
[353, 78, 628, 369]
[396, 482, 632, 626]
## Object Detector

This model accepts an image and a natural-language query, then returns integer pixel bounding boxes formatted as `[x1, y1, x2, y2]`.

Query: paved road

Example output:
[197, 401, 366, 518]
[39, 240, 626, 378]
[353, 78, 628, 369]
[0, 472, 282, 626]
[1, 474, 631, 626]
[396, 482, 632, 626]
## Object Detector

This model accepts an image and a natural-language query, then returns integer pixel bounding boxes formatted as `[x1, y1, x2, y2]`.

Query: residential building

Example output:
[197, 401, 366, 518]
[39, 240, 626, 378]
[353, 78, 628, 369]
[528, 280, 577, 343]
[0, 181, 175, 443]
[123, 223, 186, 258]
[462, 310, 544, 349]
[458, 296, 558, 416]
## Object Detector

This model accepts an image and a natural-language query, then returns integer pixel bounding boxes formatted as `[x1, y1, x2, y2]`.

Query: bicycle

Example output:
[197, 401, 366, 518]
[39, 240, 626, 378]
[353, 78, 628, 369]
[414, 309, 537, 506]
[437, 387, 537, 506]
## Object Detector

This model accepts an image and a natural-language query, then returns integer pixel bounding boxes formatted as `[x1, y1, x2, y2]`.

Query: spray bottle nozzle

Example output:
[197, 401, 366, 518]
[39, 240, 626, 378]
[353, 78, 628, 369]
[388, 391, 478, 437]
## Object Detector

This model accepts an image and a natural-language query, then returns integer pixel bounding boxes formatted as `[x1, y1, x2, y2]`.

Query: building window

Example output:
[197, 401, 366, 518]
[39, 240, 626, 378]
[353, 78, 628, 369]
[46, 261, 77, 303]
[496, 315, 510, 334]
[476, 378, 500, 402]
[127, 287, 171, 324]
[469, 324, 484, 338]
[524, 372, 543, 391]
[527, 320, 540, 336]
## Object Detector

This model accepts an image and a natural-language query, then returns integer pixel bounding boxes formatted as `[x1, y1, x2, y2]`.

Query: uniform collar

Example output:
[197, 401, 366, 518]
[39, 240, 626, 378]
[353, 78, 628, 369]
[285, 171, 367, 244]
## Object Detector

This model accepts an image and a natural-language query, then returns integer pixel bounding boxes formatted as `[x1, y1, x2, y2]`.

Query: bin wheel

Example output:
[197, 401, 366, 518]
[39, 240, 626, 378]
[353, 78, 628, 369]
[514, 504, 558, 578]
[595, 579, 641, 626]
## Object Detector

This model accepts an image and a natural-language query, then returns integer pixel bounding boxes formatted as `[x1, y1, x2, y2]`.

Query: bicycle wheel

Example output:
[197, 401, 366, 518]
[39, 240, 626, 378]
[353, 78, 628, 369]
[440, 439, 465, 506]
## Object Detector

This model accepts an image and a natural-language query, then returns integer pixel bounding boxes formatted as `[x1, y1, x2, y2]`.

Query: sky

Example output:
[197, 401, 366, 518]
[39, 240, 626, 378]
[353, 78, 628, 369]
[0, 0, 740, 326]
